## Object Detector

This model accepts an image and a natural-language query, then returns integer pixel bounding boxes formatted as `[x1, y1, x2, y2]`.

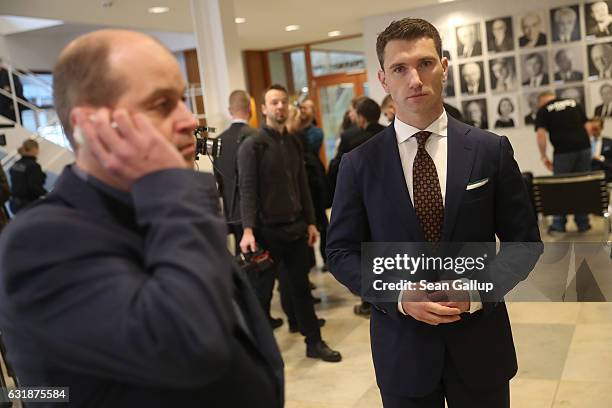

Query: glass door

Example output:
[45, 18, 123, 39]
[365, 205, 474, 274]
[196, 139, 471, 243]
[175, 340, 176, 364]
[312, 72, 367, 162]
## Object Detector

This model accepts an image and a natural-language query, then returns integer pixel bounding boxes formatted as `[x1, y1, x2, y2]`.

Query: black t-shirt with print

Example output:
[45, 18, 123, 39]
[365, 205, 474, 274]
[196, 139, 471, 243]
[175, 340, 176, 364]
[535, 98, 590, 154]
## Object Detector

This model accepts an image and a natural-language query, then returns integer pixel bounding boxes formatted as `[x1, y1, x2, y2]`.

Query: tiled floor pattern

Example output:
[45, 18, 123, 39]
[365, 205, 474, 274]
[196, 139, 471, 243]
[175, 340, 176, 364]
[275, 217, 612, 407]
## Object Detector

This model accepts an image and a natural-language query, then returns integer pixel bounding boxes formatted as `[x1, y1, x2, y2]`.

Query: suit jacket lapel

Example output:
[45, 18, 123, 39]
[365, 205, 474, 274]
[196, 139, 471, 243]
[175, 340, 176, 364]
[443, 117, 477, 240]
[380, 126, 424, 241]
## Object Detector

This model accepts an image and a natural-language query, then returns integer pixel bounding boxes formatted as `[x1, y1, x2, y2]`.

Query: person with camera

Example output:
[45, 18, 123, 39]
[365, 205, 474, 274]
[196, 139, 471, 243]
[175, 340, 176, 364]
[238, 84, 342, 362]
[0, 30, 283, 407]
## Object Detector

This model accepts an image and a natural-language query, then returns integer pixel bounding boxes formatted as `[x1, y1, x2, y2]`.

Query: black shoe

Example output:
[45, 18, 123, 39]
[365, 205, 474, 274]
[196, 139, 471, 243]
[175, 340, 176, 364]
[547, 226, 566, 235]
[269, 317, 283, 330]
[306, 340, 342, 362]
[353, 302, 371, 317]
[578, 225, 592, 233]
[289, 318, 326, 333]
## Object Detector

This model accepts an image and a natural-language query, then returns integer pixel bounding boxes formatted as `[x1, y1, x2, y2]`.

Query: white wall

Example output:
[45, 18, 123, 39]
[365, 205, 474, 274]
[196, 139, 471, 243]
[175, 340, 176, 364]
[363, 0, 594, 175]
[0, 23, 197, 71]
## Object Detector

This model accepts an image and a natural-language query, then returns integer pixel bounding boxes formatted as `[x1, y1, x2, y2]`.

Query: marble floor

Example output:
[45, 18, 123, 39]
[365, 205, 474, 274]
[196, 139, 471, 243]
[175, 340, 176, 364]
[273, 217, 612, 408]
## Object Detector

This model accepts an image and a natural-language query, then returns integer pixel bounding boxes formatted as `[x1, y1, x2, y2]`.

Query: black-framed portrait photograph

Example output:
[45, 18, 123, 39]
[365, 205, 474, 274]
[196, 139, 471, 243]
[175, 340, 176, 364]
[587, 81, 612, 117]
[459, 61, 486, 95]
[523, 91, 545, 125]
[444, 64, 455, 97]
[488, 56, 518, 92]
[520, 51, 550, 87]
[550, 5, 581, 43]
[552, 46, 584, 83]
[587, 41, 612, 79]
[489, 94, 520, 129]
[486, 16, 514, 53]
[455, 23, 483, 59]
[555, 85, 586, 107]
[585, 1, 612, 38]
[517, 11, 548, 48]
[461, 98, 488, 129]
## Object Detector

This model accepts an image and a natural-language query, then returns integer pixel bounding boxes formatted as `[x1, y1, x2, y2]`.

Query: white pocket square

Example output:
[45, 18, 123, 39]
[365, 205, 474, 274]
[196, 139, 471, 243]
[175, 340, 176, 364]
[466, 178, 489, 190]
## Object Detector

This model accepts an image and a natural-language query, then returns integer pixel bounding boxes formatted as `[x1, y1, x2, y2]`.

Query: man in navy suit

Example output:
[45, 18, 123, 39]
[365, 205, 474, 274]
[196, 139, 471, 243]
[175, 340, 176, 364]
[327, 18, 542, 407]
[0, 30, 283, 407]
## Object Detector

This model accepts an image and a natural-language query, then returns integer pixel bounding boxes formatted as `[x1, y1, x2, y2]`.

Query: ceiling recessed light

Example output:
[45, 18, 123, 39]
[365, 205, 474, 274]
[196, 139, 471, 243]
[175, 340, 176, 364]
[438, 0, 456, 3]
[328, 30, 342, 37]
[148, 6, 169, 13]
[285, 25, 300, 32]
[235, 17, 246, 24]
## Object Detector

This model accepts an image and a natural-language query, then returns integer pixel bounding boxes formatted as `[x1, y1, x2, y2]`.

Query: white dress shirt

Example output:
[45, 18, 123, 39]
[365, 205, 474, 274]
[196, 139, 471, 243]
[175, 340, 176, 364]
[395, 110, 482, 314]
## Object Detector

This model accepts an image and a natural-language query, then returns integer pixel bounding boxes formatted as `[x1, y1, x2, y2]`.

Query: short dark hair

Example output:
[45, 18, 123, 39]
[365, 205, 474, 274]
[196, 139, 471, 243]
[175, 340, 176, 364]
[497, 97, 515, 115]
[262, 84, 288, 101]
[376, 18, 442, 69]
[356, 97, 381, 124]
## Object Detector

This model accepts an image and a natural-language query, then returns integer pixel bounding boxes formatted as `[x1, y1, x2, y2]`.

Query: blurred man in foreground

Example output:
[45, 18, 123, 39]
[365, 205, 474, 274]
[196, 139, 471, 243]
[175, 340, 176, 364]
[0, 30, 283, 407]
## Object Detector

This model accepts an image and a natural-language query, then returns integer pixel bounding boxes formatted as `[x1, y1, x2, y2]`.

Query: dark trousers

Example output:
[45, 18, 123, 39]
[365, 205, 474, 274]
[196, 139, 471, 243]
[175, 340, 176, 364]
[316, 207, 329, 263]
[552, 148, 592, 230]
[249, 229, 321, 344]
[381, 350, 509, 408]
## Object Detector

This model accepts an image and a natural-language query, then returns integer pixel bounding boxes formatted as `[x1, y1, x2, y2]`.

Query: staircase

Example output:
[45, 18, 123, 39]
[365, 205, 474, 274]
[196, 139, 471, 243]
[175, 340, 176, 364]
[0, 60, 74, 192]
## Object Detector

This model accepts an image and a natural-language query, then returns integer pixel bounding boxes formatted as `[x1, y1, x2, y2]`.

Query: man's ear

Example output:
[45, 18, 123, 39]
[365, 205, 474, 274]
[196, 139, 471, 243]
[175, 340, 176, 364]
[378, 69, 389, 93]
[441, 57, 449, 82]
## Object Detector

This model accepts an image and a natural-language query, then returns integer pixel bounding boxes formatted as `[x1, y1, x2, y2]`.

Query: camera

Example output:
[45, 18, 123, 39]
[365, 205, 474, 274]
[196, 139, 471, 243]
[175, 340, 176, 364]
[235, 249, 274, 276]
[194, 126, 221, 159]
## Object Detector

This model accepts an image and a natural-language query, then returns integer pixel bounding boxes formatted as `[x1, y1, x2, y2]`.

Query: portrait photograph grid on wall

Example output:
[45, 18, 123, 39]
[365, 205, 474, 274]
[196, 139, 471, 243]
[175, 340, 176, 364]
[520, 50, 550, 88]
[489, 94, 521, 128]
[486, 16, 515, 53]
[459, 60, 487, 96]
[461, 98, 489, 129]
[587, 80, 612, 117]
[456, 22, 484, 59]
[585, 1, 612, 39]
[550, 45, 585, 84]
[517, 10, 549, 49]
[550, 4, 581, 43]
[437, 1, 612, 129]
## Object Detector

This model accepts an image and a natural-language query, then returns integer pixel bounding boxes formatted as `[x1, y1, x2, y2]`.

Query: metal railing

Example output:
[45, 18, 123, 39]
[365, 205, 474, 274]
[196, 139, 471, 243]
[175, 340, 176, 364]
[0, 59, 68, 168]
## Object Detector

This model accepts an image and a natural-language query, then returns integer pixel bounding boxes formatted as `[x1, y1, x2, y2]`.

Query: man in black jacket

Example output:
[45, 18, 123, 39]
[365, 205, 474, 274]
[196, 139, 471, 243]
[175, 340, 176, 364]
[238, 84, 341, 362]
[352, 98, 386, 148]
[8, 139, 47, 213]
[0, 29, 284, 407]
[213, 90, 257, 251]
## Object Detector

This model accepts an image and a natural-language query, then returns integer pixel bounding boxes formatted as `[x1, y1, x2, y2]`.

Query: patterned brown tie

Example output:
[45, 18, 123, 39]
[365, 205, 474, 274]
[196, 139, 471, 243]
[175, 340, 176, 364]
[413, 131, 444, 242]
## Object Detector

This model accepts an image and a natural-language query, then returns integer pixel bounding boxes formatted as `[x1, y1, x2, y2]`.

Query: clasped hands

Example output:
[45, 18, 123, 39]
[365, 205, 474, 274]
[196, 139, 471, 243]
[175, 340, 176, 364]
[400, 281, 470, 325]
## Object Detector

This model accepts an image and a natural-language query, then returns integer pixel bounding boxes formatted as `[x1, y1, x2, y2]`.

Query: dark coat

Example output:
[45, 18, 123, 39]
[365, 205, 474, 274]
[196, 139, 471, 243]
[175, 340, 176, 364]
[0, 167, 284, 407]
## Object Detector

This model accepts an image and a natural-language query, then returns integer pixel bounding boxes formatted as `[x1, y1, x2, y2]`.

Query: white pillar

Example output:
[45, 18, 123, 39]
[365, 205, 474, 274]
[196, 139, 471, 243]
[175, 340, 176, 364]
[190, 0, 245, 132]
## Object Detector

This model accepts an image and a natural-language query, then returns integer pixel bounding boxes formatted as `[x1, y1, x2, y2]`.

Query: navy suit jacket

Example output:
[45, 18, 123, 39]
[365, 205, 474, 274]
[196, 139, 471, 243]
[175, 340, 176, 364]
[0, 167, 283, 407]
[327, 115, 542, 397]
